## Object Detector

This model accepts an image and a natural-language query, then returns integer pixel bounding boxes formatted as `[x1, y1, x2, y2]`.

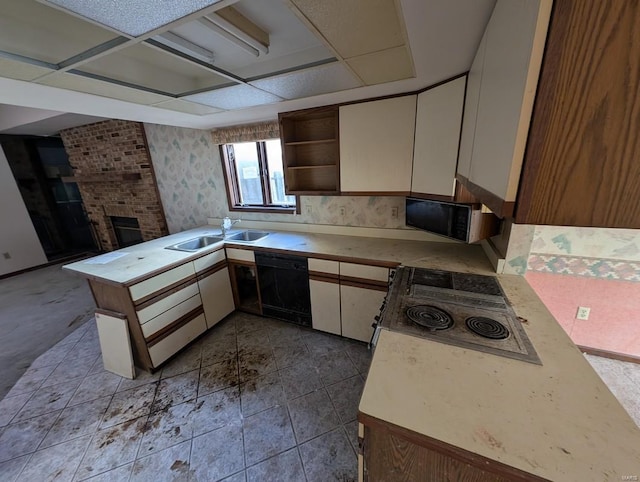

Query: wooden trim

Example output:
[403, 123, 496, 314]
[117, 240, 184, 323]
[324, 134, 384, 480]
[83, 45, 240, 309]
[578, 345, 640, 365]
[133, 274, 198, 308]
[196, 261, 227, 281]
[224, 258, 255, 267]
[408, 192, 455, 202]
[455, 174, 515, 218]
[340, 277, 388, 291]
[227, 205, 297, 214]
[340, 191, 411, 196]
[454, 180, 481, 204]
[359, 413, 550, 482]
[2, 252, 95, 281]
[94, 308, 126, 319]
[145, 305, 204, 347]
[309, 272, 340, 284]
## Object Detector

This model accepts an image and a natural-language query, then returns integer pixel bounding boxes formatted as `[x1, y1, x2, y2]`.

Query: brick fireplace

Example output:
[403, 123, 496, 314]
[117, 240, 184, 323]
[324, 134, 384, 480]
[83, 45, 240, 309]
[60, 120, 168, 251]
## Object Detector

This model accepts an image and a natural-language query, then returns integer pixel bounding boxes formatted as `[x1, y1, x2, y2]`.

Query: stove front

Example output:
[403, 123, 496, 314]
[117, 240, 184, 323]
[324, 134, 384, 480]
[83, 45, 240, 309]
[380, 267, 541, 365]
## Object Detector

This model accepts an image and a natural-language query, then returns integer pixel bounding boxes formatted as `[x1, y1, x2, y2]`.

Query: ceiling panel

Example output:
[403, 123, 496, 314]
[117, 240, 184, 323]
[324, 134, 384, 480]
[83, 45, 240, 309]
[78, 43, 232, 95]
[37, 72, 172, 105]
[0, 0, 118, 64]
[42, 0, 224, 37]
[249, 62, 361, 100]
[152, 99, 224, 115]
[0, 58, 55, 82]
[290, 0, 405, 59]
[347, 46, 415, 86]
[184, 84, 282, 110]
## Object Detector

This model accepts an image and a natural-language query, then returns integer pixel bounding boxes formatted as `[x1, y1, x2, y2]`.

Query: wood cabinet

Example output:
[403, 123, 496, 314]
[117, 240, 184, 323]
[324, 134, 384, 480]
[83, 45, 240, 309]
[456, 0, 552, 217]
[516, 0, 640, 228]
[339, 96, 416, 194]
[279, 106, 340, 194]
[411, 76, 466, 199]
[195, 250, 234, 330]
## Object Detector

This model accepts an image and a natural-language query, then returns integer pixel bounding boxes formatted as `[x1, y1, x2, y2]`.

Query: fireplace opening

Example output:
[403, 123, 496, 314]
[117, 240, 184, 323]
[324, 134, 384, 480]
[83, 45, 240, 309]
[111, 216, 143, 248]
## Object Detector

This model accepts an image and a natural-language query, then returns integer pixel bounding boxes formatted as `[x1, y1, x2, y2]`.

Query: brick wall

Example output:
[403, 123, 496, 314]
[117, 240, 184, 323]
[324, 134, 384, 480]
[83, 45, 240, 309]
[60, 120, 168, 251]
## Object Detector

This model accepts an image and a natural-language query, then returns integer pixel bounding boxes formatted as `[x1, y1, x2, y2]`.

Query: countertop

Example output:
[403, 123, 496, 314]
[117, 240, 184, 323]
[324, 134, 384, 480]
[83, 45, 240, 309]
[359, 273, 640, 480]
[63, 225, 494, 285]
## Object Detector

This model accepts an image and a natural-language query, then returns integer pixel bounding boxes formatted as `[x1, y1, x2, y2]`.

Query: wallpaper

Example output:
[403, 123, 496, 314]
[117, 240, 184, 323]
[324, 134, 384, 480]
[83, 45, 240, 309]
[144, 123, 407, 234]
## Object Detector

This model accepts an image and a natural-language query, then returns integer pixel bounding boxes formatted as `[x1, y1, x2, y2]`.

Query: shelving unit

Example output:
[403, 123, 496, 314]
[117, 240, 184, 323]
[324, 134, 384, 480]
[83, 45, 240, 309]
[279, 106, 340, 194]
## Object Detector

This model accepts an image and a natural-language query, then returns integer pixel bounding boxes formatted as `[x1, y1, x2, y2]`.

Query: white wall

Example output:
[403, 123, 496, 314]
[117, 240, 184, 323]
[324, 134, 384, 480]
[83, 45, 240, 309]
[0, 147, 47, 276]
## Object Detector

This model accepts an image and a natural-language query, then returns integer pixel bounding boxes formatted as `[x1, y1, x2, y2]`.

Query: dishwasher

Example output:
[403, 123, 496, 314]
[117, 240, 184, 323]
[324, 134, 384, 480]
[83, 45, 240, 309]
[254, 251, 312, 326]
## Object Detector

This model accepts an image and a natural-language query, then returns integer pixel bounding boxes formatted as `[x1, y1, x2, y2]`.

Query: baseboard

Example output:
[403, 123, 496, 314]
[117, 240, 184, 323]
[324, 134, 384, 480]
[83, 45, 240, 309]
[579, 345, 640, 365]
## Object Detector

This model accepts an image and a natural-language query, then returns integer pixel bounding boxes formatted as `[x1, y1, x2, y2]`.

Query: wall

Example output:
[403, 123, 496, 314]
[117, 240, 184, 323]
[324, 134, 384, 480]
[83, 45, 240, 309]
[144, 123, 409, 234]
[60, 120, 168, 251]
[523, 226, 640, 357]
[0, 147, 47, 276]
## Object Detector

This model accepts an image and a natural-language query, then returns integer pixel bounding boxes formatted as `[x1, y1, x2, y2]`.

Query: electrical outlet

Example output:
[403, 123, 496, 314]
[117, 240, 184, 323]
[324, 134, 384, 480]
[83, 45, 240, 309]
[2, 252, 10, 260]
[576, 306, 591, 320]
[339, 206, 346, 217]
[305, 204, 313, 215]
[391, 207, 399, 219]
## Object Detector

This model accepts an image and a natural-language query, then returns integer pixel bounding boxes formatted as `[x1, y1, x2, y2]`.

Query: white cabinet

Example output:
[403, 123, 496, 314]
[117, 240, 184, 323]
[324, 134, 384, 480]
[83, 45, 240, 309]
[339, 96, 416, 193]
[198, 267, 234, 329]
[310, 279, 341, 335]
[340, 284, 386, 343]
[148, 313, 207, 367]
[457, 0, 552, 209]
[412, 77, 466, 197]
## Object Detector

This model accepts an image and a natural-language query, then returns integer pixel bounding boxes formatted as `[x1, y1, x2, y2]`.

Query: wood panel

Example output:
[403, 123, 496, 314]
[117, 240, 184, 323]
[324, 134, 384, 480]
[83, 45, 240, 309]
[516, 0, 640, 228]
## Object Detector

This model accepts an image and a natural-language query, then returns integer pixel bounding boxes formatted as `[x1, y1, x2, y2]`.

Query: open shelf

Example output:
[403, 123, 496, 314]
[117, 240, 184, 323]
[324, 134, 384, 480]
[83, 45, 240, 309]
[279, 106, 339, 194]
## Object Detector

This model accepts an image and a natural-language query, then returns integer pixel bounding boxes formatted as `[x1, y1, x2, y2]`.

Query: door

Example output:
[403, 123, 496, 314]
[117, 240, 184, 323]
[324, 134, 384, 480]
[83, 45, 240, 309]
[310, 278, 341, 335]
[198, 267, 234, 329]
[340, 284, 386, 342]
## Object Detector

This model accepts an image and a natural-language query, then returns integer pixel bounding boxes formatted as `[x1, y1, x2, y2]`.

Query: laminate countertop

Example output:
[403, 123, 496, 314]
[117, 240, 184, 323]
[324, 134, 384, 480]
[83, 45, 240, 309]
[63, 225, 494, 285]
[359, 273, 640, 481]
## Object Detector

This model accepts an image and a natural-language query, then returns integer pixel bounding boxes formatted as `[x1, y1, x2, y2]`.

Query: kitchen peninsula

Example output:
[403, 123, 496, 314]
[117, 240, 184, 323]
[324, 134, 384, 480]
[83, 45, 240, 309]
[64, 226, 640, 481]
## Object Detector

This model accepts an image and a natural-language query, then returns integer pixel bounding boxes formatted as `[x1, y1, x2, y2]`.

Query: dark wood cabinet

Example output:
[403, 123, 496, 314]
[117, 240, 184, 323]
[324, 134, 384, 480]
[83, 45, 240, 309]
[516, 0, 640, 228]
[279, 106, 340, 194]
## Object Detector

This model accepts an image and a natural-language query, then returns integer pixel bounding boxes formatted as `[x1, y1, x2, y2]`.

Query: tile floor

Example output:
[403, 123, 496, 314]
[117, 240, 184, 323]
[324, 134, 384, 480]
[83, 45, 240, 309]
[0, 312, 371, 482]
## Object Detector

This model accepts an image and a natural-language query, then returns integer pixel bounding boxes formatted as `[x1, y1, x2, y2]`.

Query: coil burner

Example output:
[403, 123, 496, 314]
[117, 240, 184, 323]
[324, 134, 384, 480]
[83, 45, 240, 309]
[406, 305, 454, 331]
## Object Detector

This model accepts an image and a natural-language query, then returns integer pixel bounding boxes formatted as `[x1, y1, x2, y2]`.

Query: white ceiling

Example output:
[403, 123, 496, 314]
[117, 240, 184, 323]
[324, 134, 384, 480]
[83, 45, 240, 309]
[0, 0, 496, 135]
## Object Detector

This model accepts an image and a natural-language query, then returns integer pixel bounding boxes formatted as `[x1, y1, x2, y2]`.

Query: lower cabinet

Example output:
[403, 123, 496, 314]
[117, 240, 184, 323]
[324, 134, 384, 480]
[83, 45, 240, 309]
[340, 284, 387, 343]
[310, 278, 341, 335]
[147, 313, 207, 367]
[198, 266, 234, 329]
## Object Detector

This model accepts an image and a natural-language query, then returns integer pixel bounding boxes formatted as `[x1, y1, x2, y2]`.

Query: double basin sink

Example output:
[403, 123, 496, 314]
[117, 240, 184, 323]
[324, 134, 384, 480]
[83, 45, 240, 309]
[166, 230, 269, 252]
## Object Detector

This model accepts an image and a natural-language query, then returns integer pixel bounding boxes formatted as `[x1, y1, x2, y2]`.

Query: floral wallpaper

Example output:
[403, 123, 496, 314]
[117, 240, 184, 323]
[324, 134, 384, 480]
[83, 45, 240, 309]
[144, 123, 407, 234]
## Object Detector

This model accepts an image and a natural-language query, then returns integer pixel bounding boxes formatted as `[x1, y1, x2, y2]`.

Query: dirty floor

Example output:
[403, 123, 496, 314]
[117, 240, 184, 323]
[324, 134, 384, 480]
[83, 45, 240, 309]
[0, 312, 371, 481]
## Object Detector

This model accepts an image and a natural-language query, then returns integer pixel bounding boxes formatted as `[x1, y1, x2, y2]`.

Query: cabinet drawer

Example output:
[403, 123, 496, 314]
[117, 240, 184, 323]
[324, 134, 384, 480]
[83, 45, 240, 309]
[193, 249, 226, 273]
[148, 313, 206, 367]
[340, 263, 389, 283]
[225, 248, 255, 263]
[136, 282, 200, 324]
[308, 258, 339, 275]
[129, 263, 195, 302]
[141, 293, 202, 338]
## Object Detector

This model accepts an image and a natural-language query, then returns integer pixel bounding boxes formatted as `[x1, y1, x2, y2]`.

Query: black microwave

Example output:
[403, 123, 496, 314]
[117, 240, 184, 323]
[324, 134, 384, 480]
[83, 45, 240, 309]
[405, 198, 499, 243]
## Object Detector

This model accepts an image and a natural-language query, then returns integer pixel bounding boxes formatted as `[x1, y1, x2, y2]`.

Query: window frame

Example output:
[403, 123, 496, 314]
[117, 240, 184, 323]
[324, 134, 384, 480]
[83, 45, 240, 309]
[220, 140, 300, 214]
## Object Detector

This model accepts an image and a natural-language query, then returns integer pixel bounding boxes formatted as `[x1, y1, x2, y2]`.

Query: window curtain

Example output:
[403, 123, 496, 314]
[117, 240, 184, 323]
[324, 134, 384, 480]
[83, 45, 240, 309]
[211, 120, 280, 144]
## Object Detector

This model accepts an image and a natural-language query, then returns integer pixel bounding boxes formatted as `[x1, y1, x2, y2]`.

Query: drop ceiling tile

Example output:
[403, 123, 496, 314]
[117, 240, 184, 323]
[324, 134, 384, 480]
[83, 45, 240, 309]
[37, 72, 171, 105]
[347, 46, 415, 86]
[184, 84, 282, 110]
[0, 58, 54, 81]
[79, 43, 230, 95]
[0, 0, 118, 64]
[43, 0, 224, 37]
[249, 62, 361, 100]
[290, 0, 405, 59]
[152, 99, 223, 115]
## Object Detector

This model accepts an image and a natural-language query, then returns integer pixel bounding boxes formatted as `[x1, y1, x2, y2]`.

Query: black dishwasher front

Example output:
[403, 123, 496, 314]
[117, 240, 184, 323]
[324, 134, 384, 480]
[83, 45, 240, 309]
[254, 251, 311, 326]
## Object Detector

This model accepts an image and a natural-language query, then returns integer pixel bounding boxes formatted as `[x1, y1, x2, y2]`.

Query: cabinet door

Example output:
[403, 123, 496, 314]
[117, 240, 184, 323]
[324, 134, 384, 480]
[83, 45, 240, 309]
[340, 284, 386, 343]
[339, 96, 416, 194]
[310, 279, 341, 335]
[198, 267, 235, 329]
[412, 77, 466, 197]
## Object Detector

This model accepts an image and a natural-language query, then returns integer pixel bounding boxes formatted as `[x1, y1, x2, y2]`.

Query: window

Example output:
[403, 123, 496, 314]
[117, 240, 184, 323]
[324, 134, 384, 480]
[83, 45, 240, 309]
[221, 140, 297, 213]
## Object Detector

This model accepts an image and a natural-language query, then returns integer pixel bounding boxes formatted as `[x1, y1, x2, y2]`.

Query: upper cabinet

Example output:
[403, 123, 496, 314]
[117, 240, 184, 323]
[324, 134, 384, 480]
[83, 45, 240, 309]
[339, 96, 416, 194]
[411, 76, 466, 198]
[279, 107, 340, 194]
[516, 0, 640, 228]
[457, 0, 552, 217]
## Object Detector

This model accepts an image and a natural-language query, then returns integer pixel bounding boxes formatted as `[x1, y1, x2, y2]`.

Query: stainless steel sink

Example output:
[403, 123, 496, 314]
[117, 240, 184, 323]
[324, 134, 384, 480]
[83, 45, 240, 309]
[226, 230, 270, 242]
[165, 235, 223, 252]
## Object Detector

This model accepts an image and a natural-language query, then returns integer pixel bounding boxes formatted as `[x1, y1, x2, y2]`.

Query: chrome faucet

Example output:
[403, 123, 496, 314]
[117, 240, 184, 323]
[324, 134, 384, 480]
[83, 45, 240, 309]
[221, 217, 240, 238]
